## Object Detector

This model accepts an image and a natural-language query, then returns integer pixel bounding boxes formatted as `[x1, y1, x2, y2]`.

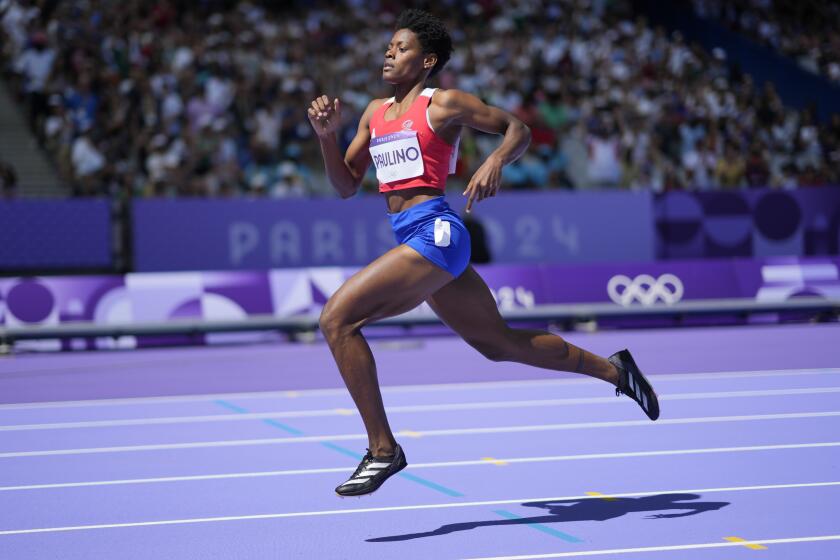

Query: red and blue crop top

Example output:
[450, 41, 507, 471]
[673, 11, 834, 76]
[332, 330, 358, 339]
[368, 88, 460, 193]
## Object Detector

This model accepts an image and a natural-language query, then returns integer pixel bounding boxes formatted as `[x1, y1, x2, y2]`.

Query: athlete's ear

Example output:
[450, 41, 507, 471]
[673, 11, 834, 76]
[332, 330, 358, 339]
[423, 53, 438, 70]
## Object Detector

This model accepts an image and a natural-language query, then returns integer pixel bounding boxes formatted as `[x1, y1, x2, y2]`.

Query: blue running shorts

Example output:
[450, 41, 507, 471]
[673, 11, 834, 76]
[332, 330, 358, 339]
[388, 196, 471, 277]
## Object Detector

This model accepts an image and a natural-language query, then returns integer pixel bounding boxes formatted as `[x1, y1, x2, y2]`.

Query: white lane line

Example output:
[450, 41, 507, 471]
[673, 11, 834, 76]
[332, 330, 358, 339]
[4, 387, 840, 431]
[1, 411, 839, 459]
[464, 535, 840, 559]
[3, 442, 838, 493]
[1, 481, 838, 536]
[2, 368, 839, 410]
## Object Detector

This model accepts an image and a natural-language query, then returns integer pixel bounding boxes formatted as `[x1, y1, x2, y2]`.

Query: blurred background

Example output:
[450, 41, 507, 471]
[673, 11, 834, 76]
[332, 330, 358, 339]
[0, 0, 838, 349]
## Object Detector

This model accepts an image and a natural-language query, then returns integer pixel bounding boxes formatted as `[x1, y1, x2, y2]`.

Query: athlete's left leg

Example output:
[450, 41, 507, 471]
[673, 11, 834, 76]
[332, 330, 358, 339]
[426, 265, 619, 384]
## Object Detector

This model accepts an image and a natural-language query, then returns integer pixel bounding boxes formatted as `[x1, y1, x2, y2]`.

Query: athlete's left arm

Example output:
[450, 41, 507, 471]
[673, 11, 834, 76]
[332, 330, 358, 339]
[433, 90, 531, 212]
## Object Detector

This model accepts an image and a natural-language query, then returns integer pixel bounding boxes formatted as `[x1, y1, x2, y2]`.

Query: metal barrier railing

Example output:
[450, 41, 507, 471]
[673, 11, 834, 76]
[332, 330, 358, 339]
[1, 297, 838, 351]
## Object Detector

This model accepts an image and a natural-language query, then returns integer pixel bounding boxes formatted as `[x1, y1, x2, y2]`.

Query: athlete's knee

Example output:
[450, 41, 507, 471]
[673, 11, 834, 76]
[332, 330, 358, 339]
[318, 300, 354, 344]
[478, 344, 509, 362]
[467, 334, 513, 362]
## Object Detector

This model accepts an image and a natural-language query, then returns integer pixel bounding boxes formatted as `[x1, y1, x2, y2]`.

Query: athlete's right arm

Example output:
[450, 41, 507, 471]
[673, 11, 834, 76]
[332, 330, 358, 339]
[308, 96, 383, 199]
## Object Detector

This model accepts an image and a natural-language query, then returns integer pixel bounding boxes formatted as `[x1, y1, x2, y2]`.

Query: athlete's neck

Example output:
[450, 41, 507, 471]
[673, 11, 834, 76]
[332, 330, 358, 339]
[391, 81, 427, 106]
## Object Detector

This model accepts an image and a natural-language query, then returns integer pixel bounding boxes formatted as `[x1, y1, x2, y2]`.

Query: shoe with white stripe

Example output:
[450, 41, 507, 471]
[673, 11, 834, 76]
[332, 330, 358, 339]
[335, 444, 407, 496]
[609, 349, 660, 421]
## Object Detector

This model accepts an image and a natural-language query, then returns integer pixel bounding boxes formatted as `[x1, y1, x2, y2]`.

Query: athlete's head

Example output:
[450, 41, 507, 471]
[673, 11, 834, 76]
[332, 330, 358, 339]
[383, 9, 452, 84]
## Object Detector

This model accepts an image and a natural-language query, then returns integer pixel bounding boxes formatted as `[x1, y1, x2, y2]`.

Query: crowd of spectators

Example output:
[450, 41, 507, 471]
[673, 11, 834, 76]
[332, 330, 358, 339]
[0, 0, 838, 198]
[691, 0, 840, 84]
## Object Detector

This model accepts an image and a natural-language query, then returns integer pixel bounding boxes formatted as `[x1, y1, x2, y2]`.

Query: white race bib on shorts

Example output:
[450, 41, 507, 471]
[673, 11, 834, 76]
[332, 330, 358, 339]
[369, 131, 425, 183]
[434, 218, 451, 247]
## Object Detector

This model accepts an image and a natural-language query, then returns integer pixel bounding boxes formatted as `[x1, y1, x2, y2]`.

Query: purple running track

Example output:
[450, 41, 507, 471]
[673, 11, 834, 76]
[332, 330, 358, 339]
[1, 322, 839, 403]
[0, 323, 838, 559]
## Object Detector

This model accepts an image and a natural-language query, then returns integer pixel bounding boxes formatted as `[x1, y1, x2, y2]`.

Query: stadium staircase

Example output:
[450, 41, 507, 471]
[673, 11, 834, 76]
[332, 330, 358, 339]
[0, 79, 62, 196]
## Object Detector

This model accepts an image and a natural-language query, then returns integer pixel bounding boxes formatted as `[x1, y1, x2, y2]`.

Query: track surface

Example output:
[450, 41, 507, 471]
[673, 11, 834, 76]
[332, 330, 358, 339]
[1, 323, 838, 559]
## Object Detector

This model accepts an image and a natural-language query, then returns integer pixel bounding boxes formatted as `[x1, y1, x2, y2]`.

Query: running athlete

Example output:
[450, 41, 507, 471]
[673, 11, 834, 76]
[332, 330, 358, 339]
[307, 9, 659, 497]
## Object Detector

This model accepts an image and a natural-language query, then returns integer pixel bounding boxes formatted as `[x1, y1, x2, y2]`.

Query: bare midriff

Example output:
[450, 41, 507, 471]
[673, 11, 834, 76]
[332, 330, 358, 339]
[385, 186, 444, 213]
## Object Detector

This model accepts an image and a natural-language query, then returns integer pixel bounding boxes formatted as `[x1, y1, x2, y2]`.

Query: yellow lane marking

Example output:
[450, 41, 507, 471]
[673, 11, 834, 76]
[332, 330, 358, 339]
[724, 536, 768, 550]
[400, 430, 423, 438]
[334, 408, 355, 416]
[586, 491, 618, 501]
[481, 457, 509, 466]
[282, 391, 300, 398]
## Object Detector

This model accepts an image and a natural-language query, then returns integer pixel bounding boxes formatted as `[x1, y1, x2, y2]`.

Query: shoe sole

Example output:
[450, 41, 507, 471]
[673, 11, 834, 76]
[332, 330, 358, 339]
[616, 349, 660, 421]
[335, 460, 407, 497]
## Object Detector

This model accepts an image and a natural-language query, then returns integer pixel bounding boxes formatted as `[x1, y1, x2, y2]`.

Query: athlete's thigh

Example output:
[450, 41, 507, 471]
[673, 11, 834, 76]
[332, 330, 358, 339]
[325, 244, 454, 327]
[425, 265, 508, 340]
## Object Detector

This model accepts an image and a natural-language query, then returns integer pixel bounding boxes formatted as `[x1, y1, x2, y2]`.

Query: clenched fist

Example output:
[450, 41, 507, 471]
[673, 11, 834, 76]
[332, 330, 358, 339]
[307, 95, 341, 137]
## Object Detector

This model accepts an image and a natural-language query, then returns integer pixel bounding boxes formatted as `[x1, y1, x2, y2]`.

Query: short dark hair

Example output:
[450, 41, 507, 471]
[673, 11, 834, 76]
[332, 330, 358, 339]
[395, 9, 452, 78]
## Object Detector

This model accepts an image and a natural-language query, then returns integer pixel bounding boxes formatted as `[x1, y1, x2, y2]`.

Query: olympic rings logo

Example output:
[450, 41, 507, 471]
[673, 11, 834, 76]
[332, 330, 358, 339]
[607, 274, 684, 307]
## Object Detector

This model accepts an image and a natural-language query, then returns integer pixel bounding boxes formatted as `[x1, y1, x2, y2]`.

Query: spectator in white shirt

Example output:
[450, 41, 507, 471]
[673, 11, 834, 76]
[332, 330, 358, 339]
[71, 126, 105, 195]
[14, 31, 54, 132]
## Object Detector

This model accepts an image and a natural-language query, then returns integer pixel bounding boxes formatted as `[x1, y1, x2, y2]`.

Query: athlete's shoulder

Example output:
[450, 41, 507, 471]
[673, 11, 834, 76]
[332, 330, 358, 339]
[360, 98, 389, 127]
[366, 97, 389, 112]
[431, 88, 465, 106]
[430, 88, 482, 111]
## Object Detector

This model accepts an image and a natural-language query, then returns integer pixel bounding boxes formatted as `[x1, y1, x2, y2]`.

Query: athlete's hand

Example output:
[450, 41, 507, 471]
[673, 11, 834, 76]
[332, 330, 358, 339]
[463, 154, 503, 213]
[307, 95, 341, 137]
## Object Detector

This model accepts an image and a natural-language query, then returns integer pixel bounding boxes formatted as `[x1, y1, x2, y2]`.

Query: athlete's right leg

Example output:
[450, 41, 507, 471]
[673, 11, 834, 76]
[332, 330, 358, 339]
[426, 266, 659, 420]
[319, 244, 454, 458]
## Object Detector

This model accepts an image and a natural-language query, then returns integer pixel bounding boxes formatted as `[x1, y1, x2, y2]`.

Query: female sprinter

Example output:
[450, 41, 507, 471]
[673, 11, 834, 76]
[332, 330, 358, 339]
[307, 9, 659, 497]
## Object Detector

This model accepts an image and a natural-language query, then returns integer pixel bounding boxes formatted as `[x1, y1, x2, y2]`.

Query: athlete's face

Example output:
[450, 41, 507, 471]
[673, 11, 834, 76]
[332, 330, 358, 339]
[382, 29, 437, 84]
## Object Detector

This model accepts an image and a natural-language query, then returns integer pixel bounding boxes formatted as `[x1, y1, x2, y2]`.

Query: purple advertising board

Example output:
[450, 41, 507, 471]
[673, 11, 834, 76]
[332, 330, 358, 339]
[0, 199, 112, 269]
[132, 191, 655, 271]
[132, 197, 396, 272]
[3, 188, 838, 274]
[449, 190, 655, 265]
[3, 256, 838, 351]
[656, 188, 840, 259]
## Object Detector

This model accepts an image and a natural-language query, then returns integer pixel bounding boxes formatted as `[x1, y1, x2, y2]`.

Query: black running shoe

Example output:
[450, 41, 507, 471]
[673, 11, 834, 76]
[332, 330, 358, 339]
[335, 444, 407, 496]
[609, 349, 660, 421]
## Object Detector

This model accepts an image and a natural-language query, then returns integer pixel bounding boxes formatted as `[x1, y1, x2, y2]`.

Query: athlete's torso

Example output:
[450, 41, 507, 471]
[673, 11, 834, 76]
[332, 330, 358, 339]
[368, 88, 460, 211]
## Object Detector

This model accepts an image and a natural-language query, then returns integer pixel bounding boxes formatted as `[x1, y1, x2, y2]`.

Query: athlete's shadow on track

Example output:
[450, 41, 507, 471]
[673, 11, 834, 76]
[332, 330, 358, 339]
[367, 493, 729, 542]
